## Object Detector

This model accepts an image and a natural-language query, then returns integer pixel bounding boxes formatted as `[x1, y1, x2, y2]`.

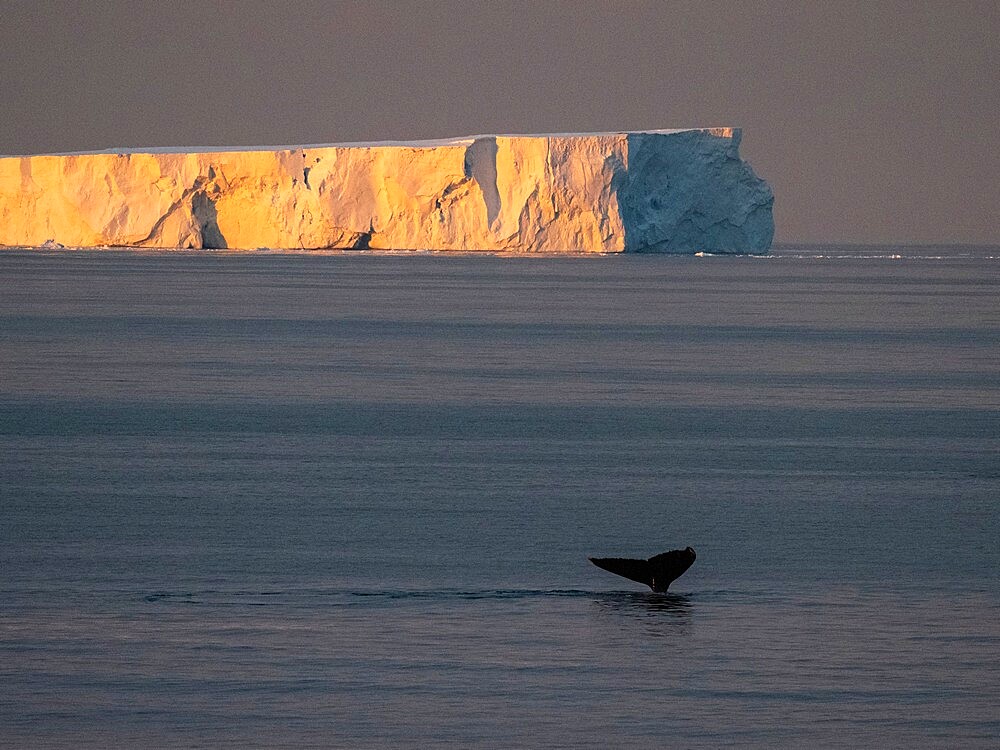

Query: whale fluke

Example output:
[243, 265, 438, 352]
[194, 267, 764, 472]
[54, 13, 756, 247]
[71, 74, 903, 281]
[589, 547, 696, 592]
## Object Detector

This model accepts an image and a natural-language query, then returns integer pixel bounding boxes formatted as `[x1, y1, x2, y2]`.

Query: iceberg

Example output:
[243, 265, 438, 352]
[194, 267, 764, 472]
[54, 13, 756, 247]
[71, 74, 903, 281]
[0, 129, 773, 253]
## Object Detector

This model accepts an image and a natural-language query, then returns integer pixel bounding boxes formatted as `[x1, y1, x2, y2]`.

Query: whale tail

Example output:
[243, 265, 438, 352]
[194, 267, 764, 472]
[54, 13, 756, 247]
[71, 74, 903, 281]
[589, 547, 696, 592]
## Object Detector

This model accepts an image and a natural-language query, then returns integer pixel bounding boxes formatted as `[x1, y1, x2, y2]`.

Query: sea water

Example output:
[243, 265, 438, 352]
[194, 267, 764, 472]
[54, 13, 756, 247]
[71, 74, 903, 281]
[1, 246, 998, 748]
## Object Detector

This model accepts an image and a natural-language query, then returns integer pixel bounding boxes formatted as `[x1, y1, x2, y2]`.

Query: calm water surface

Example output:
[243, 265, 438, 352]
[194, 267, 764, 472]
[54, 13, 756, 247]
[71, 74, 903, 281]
[1, 246, 998, 747]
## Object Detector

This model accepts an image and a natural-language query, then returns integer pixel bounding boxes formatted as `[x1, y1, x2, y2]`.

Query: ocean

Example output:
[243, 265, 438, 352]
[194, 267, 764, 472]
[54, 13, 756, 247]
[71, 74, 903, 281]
[1, 246, 998, 748]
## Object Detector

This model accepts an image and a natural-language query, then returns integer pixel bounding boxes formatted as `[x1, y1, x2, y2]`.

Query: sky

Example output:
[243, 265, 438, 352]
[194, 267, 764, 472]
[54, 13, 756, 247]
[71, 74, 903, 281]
[1, 0, 997, 245]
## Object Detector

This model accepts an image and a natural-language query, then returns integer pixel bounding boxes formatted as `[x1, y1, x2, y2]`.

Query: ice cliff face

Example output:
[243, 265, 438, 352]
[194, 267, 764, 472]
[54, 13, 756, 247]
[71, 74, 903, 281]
[0, 129, 773, 253]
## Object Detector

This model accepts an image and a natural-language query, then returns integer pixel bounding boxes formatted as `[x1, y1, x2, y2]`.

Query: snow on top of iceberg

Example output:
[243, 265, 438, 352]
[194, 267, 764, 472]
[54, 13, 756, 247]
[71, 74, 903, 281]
[7, 129, 739, 158]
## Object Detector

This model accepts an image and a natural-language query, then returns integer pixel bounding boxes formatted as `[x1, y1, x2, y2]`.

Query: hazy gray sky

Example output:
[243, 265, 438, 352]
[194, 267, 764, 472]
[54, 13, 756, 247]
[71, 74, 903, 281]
[1, 0, 997, 244]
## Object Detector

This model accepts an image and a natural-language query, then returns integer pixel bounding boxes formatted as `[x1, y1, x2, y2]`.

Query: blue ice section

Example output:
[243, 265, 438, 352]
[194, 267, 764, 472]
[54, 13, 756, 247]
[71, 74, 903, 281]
[619, 129, 774, 253]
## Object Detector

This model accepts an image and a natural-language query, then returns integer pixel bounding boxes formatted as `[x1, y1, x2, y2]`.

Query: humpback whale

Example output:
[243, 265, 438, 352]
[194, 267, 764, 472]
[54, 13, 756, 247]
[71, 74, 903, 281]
[589, 547, 696, 592]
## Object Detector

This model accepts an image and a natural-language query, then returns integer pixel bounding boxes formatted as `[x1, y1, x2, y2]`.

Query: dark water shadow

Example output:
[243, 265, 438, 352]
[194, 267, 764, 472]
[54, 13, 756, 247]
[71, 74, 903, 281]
[591, 591, 693, 635]
[141, 588, 599, 607]
[140, 588, 697, 639]
[592, 590, 692, 613]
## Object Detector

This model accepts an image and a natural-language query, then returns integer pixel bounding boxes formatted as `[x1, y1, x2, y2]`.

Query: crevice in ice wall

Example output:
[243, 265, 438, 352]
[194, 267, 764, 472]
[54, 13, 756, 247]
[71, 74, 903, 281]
[191, 190, 227, 249]
[352, 220, 374, 250]
[463, 137, 501, 227]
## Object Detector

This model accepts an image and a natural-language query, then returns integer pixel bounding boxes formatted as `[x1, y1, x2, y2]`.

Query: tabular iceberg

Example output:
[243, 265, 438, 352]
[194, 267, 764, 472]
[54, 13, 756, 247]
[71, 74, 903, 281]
[0, 129, 773, 253]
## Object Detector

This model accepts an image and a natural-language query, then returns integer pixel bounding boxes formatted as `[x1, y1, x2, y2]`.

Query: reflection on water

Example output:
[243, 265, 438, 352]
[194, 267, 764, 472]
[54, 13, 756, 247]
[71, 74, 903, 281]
[593, 591, 692, 614]
[591, 591, 693, 635]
